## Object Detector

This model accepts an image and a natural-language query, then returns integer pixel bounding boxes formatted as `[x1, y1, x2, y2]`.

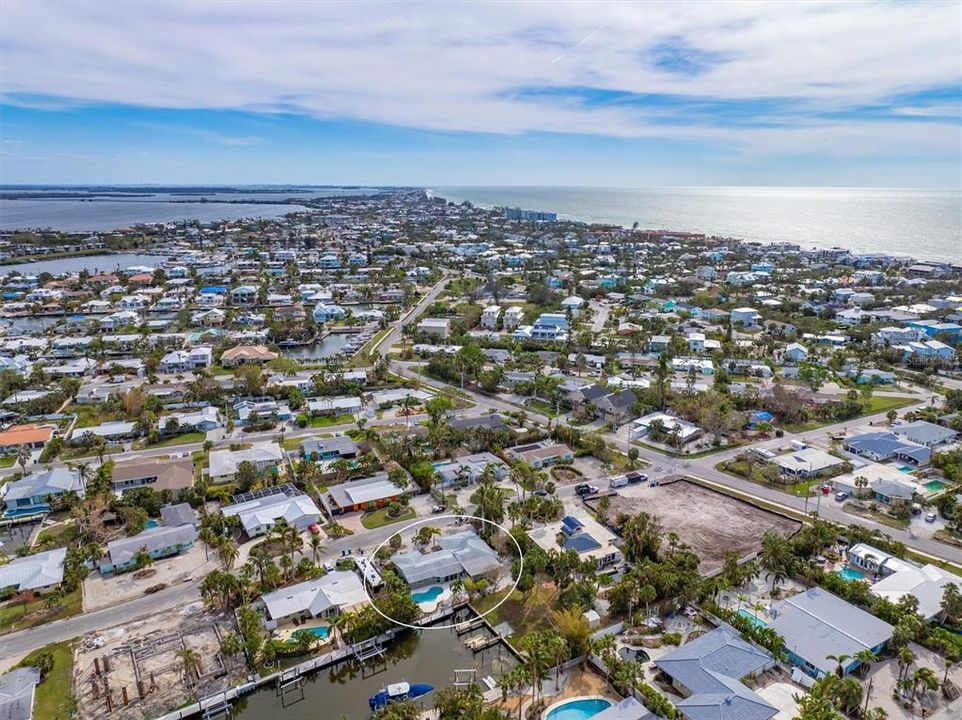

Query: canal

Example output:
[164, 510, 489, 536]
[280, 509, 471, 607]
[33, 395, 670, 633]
[234, 616, 517, 719]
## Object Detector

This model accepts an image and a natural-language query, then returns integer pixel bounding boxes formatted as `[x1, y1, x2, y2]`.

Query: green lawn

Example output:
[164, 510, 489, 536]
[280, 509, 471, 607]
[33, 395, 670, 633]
[0, 586, 83, 635]
[14, 641, 74, 720]
[0, 457, 15, 468]
[473, 584, 560, 645]
[360, 507, 416, 529]
[133, 431, 206, 450]
[309, 413, 356, 428]
[524, 399, 562, 418]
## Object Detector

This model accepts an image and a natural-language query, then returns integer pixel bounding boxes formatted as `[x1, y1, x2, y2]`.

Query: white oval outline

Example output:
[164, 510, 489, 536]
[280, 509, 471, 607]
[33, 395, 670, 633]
[359, 513, 523, 631]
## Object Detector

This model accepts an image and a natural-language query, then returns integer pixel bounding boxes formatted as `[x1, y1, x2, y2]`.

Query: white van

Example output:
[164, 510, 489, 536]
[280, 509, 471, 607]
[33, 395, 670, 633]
[609, 475, 628, 489]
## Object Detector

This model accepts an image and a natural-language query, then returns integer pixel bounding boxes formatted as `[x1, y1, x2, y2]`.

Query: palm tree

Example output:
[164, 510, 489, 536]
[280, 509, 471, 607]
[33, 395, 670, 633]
[15, 444, 30, 474]
[219, 632, 244, 669]
[216, 537, 239, 570]
[175, 647, 202, 693]
[912, 666, 939, 702]
[827, 653, 852, 678]
[854, 648, 876, 678]
[897, 646, 916, 683]
[309, 533, 323, 563]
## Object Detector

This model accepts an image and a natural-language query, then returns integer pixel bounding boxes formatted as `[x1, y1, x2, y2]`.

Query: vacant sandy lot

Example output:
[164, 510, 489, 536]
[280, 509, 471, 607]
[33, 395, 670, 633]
[594, 479, 801, 574]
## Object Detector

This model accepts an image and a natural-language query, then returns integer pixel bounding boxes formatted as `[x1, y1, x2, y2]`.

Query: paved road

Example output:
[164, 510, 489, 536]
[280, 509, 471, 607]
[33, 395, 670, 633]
[589, 301, 610, 333]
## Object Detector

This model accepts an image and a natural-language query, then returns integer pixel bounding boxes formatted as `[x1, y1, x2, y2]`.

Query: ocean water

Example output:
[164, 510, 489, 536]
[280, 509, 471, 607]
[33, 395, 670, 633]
[431, 186, 962, 262]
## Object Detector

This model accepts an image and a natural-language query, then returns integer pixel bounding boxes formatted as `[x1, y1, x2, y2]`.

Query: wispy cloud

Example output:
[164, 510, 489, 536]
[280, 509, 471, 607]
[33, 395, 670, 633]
[1, 1, 959, 158]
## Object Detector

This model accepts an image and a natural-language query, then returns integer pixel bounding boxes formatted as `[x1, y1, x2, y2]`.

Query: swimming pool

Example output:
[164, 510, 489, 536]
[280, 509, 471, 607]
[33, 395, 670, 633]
[411, 586, 443, 604]
[544, 697, 613, 720]
[736, 609, 768, 628]
[146, 519, 159, 529]
[925, 480, 948, 494]
[837, 567, 867, 582]
[898, 465, 917, 474]
[305, 626, 329, 640]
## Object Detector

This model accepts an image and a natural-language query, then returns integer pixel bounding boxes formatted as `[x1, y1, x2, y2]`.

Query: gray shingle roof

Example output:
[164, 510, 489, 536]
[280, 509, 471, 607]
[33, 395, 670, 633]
[0, 665, 40, 720]
[103, 524, 197, 567]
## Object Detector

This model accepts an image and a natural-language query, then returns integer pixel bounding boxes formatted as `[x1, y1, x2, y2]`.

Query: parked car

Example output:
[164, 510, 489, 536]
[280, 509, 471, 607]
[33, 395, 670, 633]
[609, 476, 628, 489]
[533, 489, 549, 497]
[835, 491, 850, 502]
[625, 472, 647, 484]
[574, 483, 599, 496]
[431, 504, 446, 513]
[323, 562, 336, 572]
[925, 512, 938, 523]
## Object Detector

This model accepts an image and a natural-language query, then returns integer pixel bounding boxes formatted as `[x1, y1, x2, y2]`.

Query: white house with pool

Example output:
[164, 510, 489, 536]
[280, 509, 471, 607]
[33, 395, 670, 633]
[257, 570, 368, 638]
[390, 528, 502, 610]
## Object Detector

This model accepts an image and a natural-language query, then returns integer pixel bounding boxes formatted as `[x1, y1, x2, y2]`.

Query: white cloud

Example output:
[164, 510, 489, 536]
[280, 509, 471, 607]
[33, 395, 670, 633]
[1, 1, 960, 155]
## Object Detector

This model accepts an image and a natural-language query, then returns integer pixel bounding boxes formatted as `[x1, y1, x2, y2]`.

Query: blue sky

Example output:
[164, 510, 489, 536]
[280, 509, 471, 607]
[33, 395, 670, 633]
[1, 1, 960, 187]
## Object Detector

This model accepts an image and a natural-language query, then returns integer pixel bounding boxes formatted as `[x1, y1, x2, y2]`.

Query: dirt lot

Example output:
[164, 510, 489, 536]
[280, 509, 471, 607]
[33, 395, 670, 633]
[594, 479, 801, 574]
[74, 603, 245, 720]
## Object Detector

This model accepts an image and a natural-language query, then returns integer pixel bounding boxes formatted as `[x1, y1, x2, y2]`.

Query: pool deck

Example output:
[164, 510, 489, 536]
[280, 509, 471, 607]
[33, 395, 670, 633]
[274, 619, 331, 643]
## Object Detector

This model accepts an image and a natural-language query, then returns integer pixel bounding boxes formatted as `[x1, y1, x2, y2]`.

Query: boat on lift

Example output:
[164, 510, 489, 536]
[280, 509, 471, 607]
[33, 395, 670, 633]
[368, 681, 434, 711]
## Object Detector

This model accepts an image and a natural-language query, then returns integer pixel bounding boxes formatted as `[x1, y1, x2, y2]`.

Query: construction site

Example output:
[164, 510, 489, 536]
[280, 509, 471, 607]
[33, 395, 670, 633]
[73, 606, 246, 720]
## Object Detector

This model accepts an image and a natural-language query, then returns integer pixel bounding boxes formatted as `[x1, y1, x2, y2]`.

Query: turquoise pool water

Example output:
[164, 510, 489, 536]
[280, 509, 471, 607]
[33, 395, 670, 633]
[898, 465, 917, 473]
[736, 609, 768, 628]
[146, 519, 159, 529]
[545, 698, 613, 720]
[306, 626, 329, 639]
[925, 480, 948, 493]
[837, 567, 867, 581]
[411, 586, 443, 604]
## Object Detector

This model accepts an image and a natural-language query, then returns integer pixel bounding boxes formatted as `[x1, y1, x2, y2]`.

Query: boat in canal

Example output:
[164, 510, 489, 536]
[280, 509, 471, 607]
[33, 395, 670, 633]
[368, 681, 434, 711]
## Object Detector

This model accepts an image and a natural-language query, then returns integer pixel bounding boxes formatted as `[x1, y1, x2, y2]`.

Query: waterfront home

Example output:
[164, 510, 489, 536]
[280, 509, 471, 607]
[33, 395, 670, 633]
[530, 512, 623, 571]
[208, 442, 283, 483]
[324, 473, 406, 515]
[99, 524, 198, 574]
[220, 344, 278, 367]
[99, 310, 140, 331]
[0, 424, 54, 454]
[769, 587, 892, 678]
[773, 447, 846, 478]
[0, 666, 41, 720]
[312, 302, 346, 323]
[110, 456, 194, 495]
[505, 441, 573, 469]
[221, 491, 321, 538]
[656, 626, 777, 720]
[2, 467, 83, 516]
[391, 529, 500, 589]
[0, 547, 66, 594]
[432, 452, 508, 488]
[300, 435, 358, 462]
[258, 571, 367, 630]
[418, 317, 451, 339]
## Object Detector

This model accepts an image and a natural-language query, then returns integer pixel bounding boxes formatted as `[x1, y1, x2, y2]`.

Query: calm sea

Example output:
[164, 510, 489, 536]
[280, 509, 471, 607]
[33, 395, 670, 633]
[431, 186, 962, 262]
[0, 187, 381, 232]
